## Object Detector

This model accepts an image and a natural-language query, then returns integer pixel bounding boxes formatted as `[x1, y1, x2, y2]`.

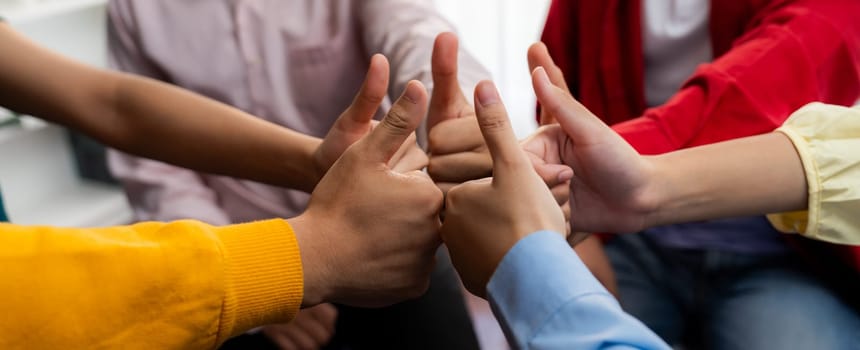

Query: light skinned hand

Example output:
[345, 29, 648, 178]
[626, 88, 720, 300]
[527, 42, 571, 126]
[426, 32, 491, 186]
[524, 67, 659, 234]
[441, 81, 566, 298]
[262, 303, 337, 350]
[313, 54, 428, 187]
[525, 41, 576, 230]
[289, 81, 443, 308]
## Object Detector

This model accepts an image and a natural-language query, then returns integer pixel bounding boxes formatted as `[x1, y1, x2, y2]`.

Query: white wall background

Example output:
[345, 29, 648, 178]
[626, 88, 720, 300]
[434, 0, 552, 138]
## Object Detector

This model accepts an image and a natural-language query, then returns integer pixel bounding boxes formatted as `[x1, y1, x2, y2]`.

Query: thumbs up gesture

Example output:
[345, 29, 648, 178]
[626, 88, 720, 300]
[440, 81, 567, 298]
[310, 54, 428, 190]
[426, 33, 491, 189]
[522, 67, 657, 234]
[291, 81, 444, 308]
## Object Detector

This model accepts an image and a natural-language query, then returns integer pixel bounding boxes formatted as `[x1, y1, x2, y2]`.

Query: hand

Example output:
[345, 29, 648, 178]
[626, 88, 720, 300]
[290, 81, 443, 308]
[527, 42, 570, 126]
[531, 151, 573, 235]
[261, 303, 337, 350]
[441, 81, 566, 298]
[523, 67, 659, 234]
[312, 54, 428, 186]
[426, 33, 491, 187]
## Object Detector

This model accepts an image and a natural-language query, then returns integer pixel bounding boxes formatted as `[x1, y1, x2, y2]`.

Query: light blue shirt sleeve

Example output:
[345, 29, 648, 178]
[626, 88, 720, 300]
[487, 231, 670, 350]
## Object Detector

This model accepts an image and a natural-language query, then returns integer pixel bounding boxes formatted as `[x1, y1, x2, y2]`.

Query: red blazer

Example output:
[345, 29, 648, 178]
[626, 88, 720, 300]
[541, 0, 860, 271]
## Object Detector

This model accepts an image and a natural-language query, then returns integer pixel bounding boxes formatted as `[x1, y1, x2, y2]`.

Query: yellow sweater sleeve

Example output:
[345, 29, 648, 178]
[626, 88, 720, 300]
[767, 102, 860, 245]
[0, 219, 303, 349]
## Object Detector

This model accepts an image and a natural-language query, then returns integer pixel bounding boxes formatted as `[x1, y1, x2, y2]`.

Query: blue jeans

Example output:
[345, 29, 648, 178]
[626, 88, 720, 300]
[606, 234, 860, 349]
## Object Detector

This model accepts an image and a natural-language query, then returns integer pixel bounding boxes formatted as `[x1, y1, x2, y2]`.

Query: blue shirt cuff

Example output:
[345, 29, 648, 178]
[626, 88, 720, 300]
[486, 231, 669, 349]
[487, 231, 613, 345]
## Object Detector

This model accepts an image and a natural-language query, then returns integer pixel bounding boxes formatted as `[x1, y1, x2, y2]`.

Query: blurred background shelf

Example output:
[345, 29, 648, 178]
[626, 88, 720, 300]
[0, 0, 107, 24]
[0, 0, 130, 227]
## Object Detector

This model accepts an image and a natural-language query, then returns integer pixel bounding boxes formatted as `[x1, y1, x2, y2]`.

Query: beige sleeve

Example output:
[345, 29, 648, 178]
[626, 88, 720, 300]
[768, 102, 860, 245]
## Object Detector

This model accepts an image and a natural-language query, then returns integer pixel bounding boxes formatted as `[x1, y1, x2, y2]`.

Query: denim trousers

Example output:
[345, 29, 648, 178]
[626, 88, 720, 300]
[606, 234, 860, 350]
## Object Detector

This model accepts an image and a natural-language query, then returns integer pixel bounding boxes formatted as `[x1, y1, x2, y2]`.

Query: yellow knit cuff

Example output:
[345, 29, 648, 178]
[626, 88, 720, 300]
[214, 219, 304, 343]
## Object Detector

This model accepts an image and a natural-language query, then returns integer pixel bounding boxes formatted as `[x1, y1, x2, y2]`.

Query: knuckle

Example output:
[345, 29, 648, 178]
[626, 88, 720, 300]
[427, 128, 444, 152]
[418, 180, 444, 207]
[359, 90, 385, 106]
[426, 160, 443, 179]
[444, 185, 466, 208]
[428, 185, 444, 206]
[477, 114, 508, 132]
[383, 107, 413, 134]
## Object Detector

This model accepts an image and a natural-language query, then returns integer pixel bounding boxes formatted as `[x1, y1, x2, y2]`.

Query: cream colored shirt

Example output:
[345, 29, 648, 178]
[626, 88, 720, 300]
[768, 102, 860, 245]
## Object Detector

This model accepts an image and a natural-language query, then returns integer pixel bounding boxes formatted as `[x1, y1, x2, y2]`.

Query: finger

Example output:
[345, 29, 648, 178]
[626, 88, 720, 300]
[308, 303, 338, 334]
[363, 80, 428, 163]
[389, 132, 418, 165]
[391, 146, 429, 173]
[561, 201, 571, 227]
[266, 330, 299, 350]
[339, 54, 390, 129]
[532, 67, 607, 145]
[527, 42, 570, 92]
[568, 231, 591, 246]
[521, 125, 565, 164]
[292, 317, 334, 346]
[279, 325, 320, 350]
[533, 162, 574, 189]
[473, 80, 529, 178]
[427, 116, 484, 155]
[427, 151, 492, 183]
[528, 43, 569, 126]
[428, 32, 467, 129]
[550, 182, 570, 206]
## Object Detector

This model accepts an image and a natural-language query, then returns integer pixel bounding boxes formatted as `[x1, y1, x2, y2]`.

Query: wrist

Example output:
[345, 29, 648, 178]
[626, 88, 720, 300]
[641, 155, 674, 229]
[304, 138, 327, 193]
[484, 229, 559, 293]
[287, 213, 333, 307]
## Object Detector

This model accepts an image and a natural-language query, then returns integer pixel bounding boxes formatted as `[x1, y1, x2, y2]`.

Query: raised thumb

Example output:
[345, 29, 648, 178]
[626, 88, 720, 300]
[362, 80, 428, 163]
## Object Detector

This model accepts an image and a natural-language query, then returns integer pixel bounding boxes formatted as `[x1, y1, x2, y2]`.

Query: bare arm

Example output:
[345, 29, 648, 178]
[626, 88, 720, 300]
[647, 132, 807, 227]
[0, 23, 322, 190]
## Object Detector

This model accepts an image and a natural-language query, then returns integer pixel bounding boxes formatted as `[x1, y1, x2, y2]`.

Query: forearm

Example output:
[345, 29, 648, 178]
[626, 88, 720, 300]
[647, 132, 807, 227]
[105, 74, 322, 192]
[0, 219, 302, 348]
[0, 24, 322, 192]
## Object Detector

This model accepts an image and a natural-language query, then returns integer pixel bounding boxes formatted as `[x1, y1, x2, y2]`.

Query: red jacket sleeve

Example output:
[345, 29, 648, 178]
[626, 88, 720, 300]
[614, 0, 860, 155]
